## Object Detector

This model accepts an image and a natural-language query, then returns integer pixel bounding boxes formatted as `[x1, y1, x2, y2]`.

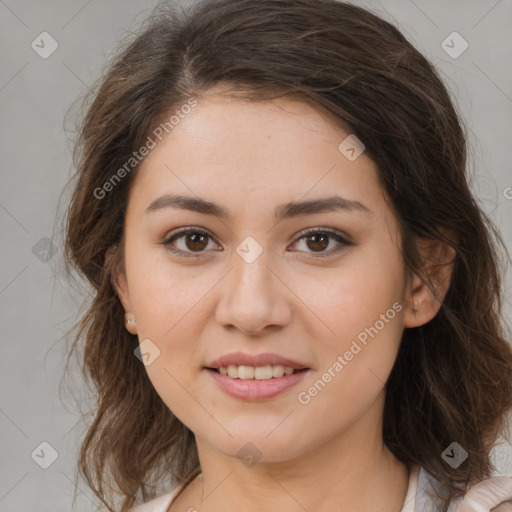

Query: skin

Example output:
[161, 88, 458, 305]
[113, 85, 454, 512]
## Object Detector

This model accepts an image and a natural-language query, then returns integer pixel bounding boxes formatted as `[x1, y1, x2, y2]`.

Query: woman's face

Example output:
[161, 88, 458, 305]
[114, 90, 425, 464]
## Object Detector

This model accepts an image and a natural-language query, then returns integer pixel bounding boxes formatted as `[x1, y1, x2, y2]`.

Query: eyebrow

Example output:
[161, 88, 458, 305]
[144, 193, 372, 220]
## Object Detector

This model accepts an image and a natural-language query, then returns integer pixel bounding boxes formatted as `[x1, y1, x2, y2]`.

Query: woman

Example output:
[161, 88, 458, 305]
[62, 0, 512, 511]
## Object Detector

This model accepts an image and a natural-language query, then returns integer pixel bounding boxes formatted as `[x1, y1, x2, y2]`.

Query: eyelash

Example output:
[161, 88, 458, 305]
[161, 226, 353, 259]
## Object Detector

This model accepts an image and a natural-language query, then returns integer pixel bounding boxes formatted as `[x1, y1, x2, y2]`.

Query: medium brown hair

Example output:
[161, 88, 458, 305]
[61, 0, 512, 510]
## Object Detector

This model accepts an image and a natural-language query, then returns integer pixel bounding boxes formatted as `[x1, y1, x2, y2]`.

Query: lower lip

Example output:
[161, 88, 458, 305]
[205, 368, 310, 401]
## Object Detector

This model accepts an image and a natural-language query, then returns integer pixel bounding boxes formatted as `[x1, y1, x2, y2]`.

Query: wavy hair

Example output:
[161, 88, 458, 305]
[61, 0, 512, 510]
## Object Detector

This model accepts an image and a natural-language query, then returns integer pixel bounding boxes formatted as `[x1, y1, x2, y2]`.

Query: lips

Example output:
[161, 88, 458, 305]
[205, 351, 309, 370]
[205, 365, 310, 400]
[204, 351, 312, 400]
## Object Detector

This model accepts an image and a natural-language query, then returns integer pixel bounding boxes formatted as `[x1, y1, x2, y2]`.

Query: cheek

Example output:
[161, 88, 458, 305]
[295, 243, 405, 351]
[295, 307, 403, 437]
[293, 242, 405, 402]
[125, 248, 210, 403]
[126, 246, 209, 339]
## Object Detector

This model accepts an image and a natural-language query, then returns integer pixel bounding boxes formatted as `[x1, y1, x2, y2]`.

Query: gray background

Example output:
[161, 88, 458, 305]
[1, 0, 511, 510]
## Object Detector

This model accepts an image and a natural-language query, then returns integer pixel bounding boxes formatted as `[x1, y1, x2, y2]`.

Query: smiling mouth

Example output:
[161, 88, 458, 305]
[206, 365, 308, 380]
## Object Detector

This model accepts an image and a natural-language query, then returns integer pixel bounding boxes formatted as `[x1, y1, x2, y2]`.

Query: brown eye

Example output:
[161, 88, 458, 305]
[183, 232, 209, 252]
[304, 233, 330, 252]
[290, 228, 353, 257]
[163, 227, 219, 257]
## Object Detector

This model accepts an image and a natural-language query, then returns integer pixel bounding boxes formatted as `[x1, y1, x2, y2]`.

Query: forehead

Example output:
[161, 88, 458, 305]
[127, 93, 390, 225]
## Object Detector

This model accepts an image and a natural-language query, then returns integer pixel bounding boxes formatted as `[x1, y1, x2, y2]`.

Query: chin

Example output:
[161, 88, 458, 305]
[210, 431, 310, 465]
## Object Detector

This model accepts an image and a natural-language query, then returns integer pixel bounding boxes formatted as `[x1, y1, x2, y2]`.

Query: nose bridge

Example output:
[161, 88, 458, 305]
[233, 246, 272, 297]
[215, 243, 290, 333]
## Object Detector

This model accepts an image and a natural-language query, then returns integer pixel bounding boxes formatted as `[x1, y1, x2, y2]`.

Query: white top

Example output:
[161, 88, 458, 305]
[129, 442, 512, 512]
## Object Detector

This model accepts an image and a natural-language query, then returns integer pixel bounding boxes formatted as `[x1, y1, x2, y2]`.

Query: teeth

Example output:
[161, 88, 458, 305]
[255, 366, 272, 380]
[239, 365, 255, 379]
[217, 364, 298, 380]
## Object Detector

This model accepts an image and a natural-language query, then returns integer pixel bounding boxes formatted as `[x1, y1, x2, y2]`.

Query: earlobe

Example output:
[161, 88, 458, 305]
[124, 313, 138, 335]
[403, 235, 456, 328]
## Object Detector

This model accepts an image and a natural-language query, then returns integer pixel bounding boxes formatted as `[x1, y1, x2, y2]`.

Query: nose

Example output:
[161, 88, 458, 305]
[215, 250, 292, 336]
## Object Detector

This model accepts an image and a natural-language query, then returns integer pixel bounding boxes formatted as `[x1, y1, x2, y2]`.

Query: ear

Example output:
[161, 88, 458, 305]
[105, 245, 138, 335]
[403, 234, 456, 328]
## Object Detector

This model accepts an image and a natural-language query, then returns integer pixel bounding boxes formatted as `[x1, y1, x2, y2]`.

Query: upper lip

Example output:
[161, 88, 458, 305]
[206, 351, 309, 370]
